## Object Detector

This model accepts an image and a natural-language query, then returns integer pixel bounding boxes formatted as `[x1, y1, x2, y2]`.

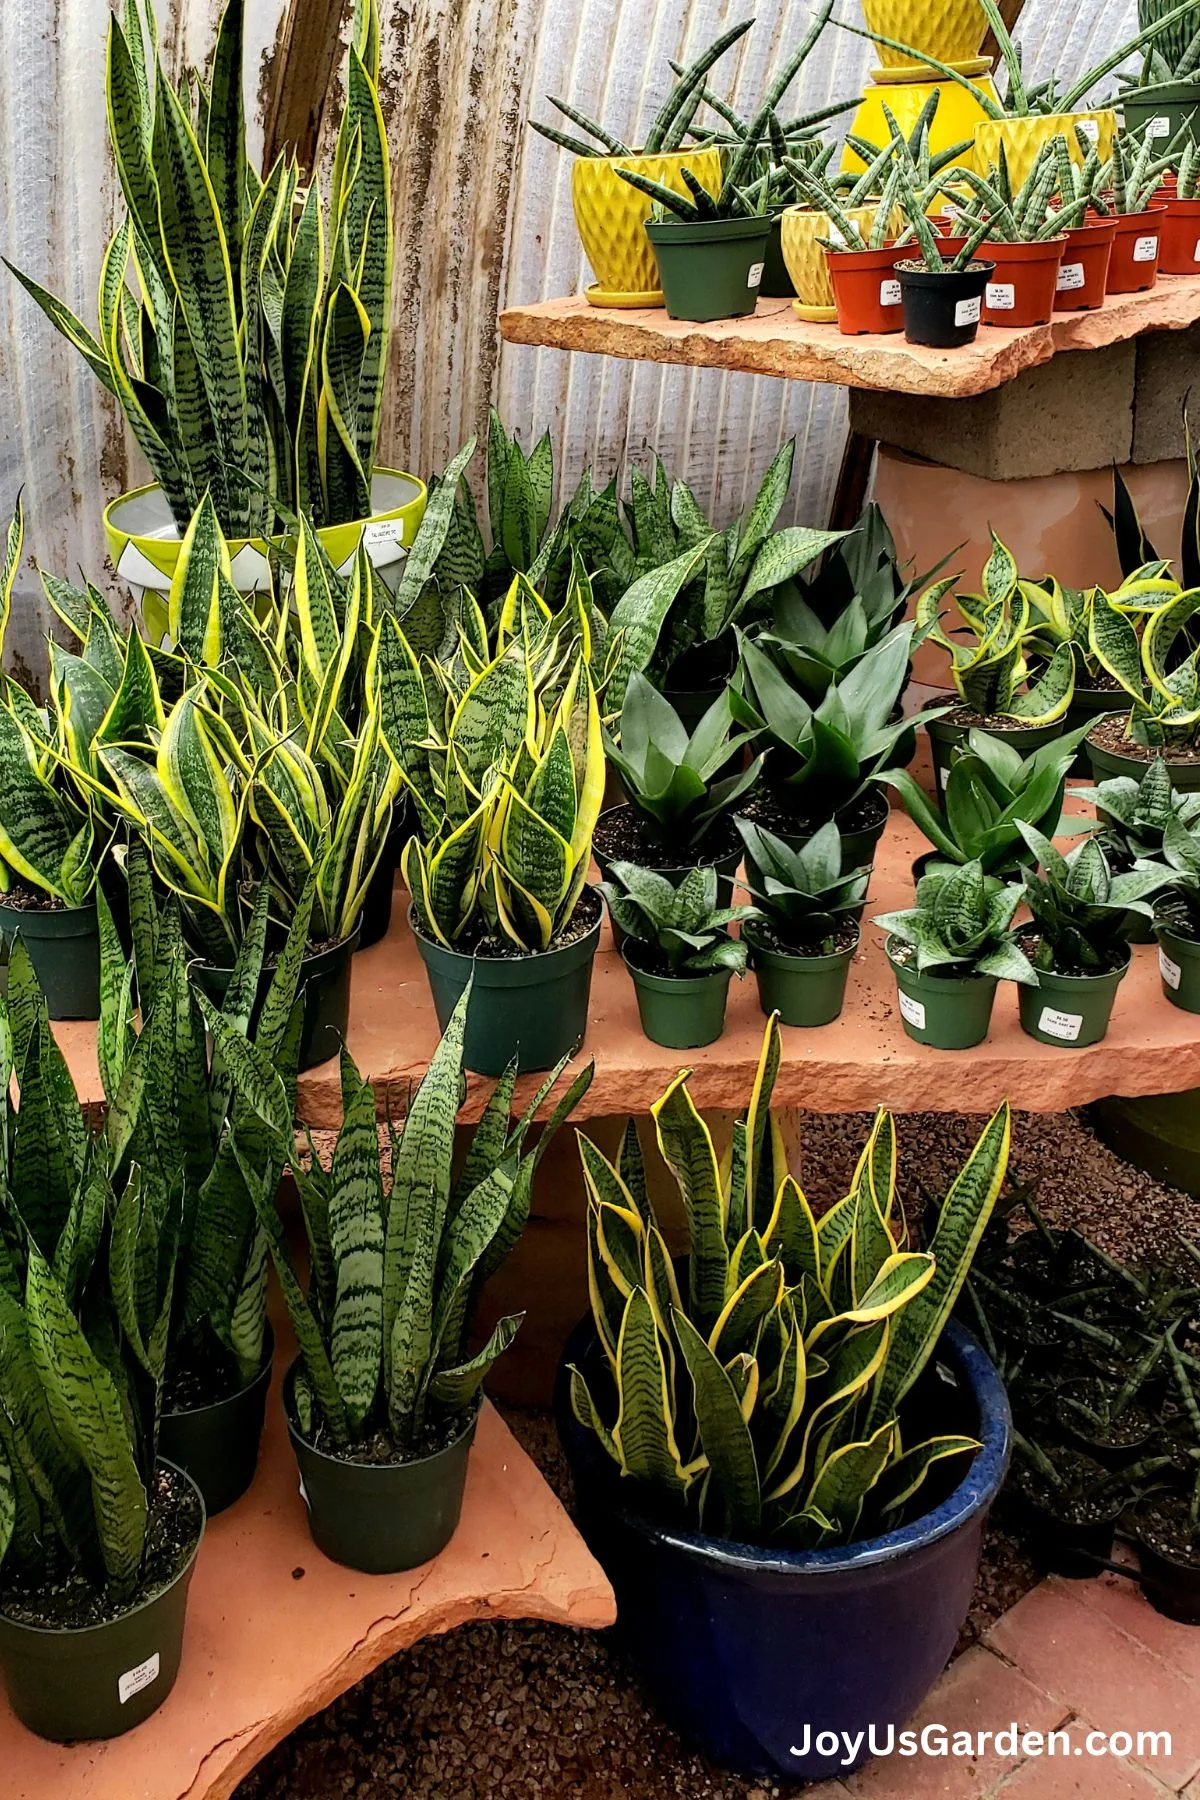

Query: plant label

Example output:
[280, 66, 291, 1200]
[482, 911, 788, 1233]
[1160, 948, 1183, 991]
[1193, 239, 1200, 263]
[1077, 117, 1101, 141]
[299, 1474, 310, 1508]
[879, 278, 902, 306]
[747, 261, 764, 290]
[1038, 1006, 1083, 1042]
[898, 991, 926, 1030]
[363, 519, 406, 556]
[1148, 115, 1171, 137]
[1056, 261, 1085, 291]
[938, 761, 950, 790]
[954, 295, 981, 327]
[986, 282, 1015, 310]
[1133, 235, 1159, 263]
[119, 1653, 161, 1705]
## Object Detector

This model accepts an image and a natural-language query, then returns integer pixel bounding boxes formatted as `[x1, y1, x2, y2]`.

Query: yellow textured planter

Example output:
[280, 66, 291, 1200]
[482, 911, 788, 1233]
[571, 148, 724, 305]
[863, 0, 989, 72]
[975, 111, 1116, 189]
[780, 204, 885, 320]
[843, 73, 1000, 177]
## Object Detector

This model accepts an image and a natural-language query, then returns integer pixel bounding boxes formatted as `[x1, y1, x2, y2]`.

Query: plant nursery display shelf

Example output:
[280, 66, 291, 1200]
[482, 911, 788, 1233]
[0, 1331, 614, 1800]
[499, 276, 1200, 398]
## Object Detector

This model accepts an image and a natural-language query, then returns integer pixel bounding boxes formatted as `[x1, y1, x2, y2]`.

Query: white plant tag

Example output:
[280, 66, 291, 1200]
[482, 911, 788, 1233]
[1193, 238, 1200, 263]
[899, 991, 926, 1030]
[879, 278, 902, 306]
[747, 261, 764, 289]
[1077, 117, 1101, 141]
[1133, 235, 1159, 263]
[954, 295, 981, 327]
[1057, 261, 1085, 291]
[1148, 115, 1171, 137]
[299, 1474, 310, 1508]
[119, 1653, 161, 1705]
[1038, 1006, 1084, 1042]
[938, 761, 950, 790]
[1160, 948, 1183, 991]
[986, 282, 1015, 310]
[362, 519, 406, 556]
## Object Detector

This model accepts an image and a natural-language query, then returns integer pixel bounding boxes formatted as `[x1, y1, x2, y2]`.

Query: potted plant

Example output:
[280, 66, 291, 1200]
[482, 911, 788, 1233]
[1157, 138, 1200, 265]
[782, 139, 905, 327]
[8, 0, 425, 599]
[1022, 576, 1127, 763]
[252, 986, 592, 1573]
[557, 1019, 1013, 1780]
[595, 675, 763, 934]
[1134, 1487, 1200, 1623]
[618, 164, 771, 323]
[1147, 809, 1200, 1008]
[1082, 565, 1200, 793]
[1009, 1437, 1131, 1576]
[736, 817, 869, 1025]
[874, 858, 1037, 1048]
[1122, 0, 1200, 145]
[1070, 754, 1199, 939]
[402, 638, 606, 1076]
[599, 861, 757, 1048]
[891, 160, 996, 346]
[945, 144, 1070, 326]
[0, 943, 205, 1742]
[1049, 134, 1119, 309]
[1104, 131, 1173, 289]
[1014, 824, 1172, 1045]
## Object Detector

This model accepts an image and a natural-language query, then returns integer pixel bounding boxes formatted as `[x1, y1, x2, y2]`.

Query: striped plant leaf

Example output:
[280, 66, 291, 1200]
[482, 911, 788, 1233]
[318, 283, 372, 521]
[168, 494, 228, 665]
[708, 1259, 784, 1364]
[4, 261, 117, 395]
[429, 1313, 522, 1408]
[0, 1285, 95, 1575]
[803, 1420, 895, 1537]
[394, 439, 477, 617]
[672, 1306, 761, 1537]
[0, 499, 22, 664]
[876, 1433, 980, 1516]
[605, 543, 712, 715]
[0, 703, 76, 896]
[613, 1288, 688, 1489]
[431, 1158, 515, 1356]
[195, 990, 289, 1138]
[332, 50, 392, 477]
[204, 0, 248, 286]
[326, 1056, 386, 1432]
[651, 1075, 729, 1330]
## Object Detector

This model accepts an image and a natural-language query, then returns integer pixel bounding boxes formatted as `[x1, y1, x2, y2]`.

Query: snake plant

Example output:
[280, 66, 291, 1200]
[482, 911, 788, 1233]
[604, 675, 762, 855]
[1017, 824, 1174, 971]
[253, 985, 593, 1451]
[875, 860, 1038, 984]
[1085, 568, 1200, 748]
[945, 142, 1080, 242]
[1106, 409, 1200, 592]
[1107, 131, 1175, 212]
[569, 1016, 1012, 1546]
[736, 818, 871, 950]
[1072, 756, 1200, 866]
[1134, 0, 1200, 83]
[9, 0, 391, 538]
[598, 861, 757, 975]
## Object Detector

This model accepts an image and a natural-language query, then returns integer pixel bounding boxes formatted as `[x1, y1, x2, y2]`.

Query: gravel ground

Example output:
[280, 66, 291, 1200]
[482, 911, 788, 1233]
[236, 1107, 1200, 1800]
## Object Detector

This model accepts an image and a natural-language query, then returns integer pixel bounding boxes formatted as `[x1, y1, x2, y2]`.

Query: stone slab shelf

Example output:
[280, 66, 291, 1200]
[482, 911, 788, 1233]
[53, 806, 1200, 1124]
[498, 276, 1200, 399]
[1, 1343, 615, 1800]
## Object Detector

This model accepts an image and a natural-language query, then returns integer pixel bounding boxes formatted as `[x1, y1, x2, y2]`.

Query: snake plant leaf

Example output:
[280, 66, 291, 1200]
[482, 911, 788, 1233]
[1143, 588, 1200, 702]
[593, 1199, 645, 1301]
[168, 493, 228, 665]
[1089, 589, 1146, 700]
[205, 0, 249, 288]
[613, 1287, 688, 1489]
[0, 703, 76, 898]
[579, 1135, 643, 1221]
[651, 1075, 729, 1329]
[672, 1306, 762, 1537]
[1007, 639, 1075, 725]
[568, 1363, 617, 1459]
[4, 262, 119, 396]
[804, 1419, 895, 1538]
[332, 48, 392, 477]
[739, 526, 847, 615]
[429, 1313, 524, 1408]
[708, 1259, 785, 1364]
[325, 1056, 386, 1432]
[431, 1157, 517, 1355]
[605, 542, 712, 714]
[96, 889, 136, 1107]
[319, 283, 372, 522]
[763, 1177, 822, 1288]
[644, 16, 755, 153]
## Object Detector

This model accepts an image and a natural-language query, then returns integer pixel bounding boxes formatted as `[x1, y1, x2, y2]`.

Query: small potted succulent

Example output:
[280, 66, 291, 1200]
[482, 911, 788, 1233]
[786, 143, 906, 331]
[1049, 132, 1119, 309]
[254, 986, 592, 1573]
[1147, 809, 1200, 1008]
[891, 160, 995, 346]
[1157, 138, 1200, 266]
[736, 818, 870, 1025]
[1122, 0, 1200, 146]
[1082, 567, 1200, 793]
[1015, 824, 1172, 1046]
[1009, 1437, 1132, 1576]
[1134, 1486, 1200, 1624]
[599, 861, 758, 1048]
[1070, 754, 1199, 940]
[874, 859, 1037, 1049]
[945, 144, 1070, 326]
[1104, 131, 1173, 289]
[620, 167, 770, 323]
[1022, 576, 1127, 764]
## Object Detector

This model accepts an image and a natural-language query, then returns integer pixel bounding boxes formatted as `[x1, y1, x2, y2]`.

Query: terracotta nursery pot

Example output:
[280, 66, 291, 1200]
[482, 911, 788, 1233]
[826, 243, 906, 334]
[570, 147, 724, 306]
[1106, 206, 1167, 294]
[1158, 196, 1200, 275]
[897, 260, 993, 347]
[1053, 217, 1117, 311]
[982, 236, 1066, 327]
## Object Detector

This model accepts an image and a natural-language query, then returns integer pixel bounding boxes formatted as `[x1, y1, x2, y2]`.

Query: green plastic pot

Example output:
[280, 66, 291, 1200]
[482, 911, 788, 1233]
[761, 211, 795, 297]
[285, 1362, 477, 1573]
[191, 925, 360, 1072]
[1087, 1089, 1200, 1195]
[0, 896, 100, 1020]
[644, 216, 769, 323]
[1085, 726, 1200, 793]
[0, 1463, 204, 1742]
[745, 924, 856, 1027]
[159, 1332, 274, 1517]
[1123, 82, 1200, 147]
[926, 715, 1063, 798]
[410, 894, 601, 1076]
[623, 945, 732, 1048]
[1017, 953, 1130, 1048]
[1154, 923, 1200, 1013]
[886, 939, 998, 1049]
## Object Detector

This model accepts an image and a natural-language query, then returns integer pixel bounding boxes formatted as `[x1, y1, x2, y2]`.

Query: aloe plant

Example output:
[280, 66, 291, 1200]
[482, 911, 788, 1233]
[253, 987, 593, 1451]
[598, 861, 757, 974]
[8, 0, 391, 538]
[569, 1017, 1012, 1546]
[875, 860, 1038, 984]
[604, 675, 763, 855]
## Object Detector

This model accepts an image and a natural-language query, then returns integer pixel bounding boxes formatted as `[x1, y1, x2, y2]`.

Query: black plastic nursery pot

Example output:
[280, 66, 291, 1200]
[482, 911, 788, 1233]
[555, 1317, 1011, 1781]
[285, 1363, 478, 1574]
[926, 714, 1064, 798]
[623, 944, 732, 1049]
[760, 211, 794, 298]
[645, 217, 769, 324]
[1016, 1489, 1123, 1580]
[1017, 952, 1130, 1049]
[886, 939, 998, 1050]
[745, 923, 856, 1027]
[0, 895, 100, 1020]
[0, 1464, 204, 1741]
[191, 926, 360, 1071]
[896, 259, 994, 349]
[1133, 1503, 1200, 1625]
[1154, 923, 1200, 1012]
[1123, 82, 1200, 147]
[411, 891, 602, 1076]
[1085, 724, 1200, 793]
[159, 1333, 274, 1518]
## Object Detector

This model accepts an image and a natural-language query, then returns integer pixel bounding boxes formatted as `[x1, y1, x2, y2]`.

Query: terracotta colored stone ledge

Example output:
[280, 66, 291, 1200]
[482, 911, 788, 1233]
[499, 275, 1200, 399]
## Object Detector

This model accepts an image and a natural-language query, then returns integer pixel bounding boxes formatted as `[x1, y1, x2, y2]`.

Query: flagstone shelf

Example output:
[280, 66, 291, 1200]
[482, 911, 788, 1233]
[0, 1315, 615, 1800]
[498, 274, 1200, 399]
[52, 800, 1200, 1126]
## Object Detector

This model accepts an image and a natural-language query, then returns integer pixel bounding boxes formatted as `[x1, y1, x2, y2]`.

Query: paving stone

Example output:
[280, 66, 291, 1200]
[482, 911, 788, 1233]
[990, 1742, 1177, 1798]
[1068, 1573, 1200, 1686]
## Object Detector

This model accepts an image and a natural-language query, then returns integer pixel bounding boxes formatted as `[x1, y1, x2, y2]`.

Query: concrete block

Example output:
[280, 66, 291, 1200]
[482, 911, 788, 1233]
[1132, 324, 1200, 463]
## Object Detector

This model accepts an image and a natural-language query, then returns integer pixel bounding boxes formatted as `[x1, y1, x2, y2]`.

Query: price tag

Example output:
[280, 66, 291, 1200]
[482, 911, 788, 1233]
[1057, 261, 1085, 291]
[747, 261, 764, 290]
[986, 282, 1015, 310]
[1038, 1006, 1084, 1042]
[1160, 948, 1183, 991]
[879, 278, 902, 306]
[119, 1654, 161, 1705]
[898, 991, 926, 1031]
[1148, 115, 1172, 138]
[1077, 117, 1101, 141]
[954, 295, 981, 327]
[1133, 235, 1160, 263]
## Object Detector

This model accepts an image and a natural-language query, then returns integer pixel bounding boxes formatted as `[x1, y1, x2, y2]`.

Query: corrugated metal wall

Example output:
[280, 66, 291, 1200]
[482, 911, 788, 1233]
[0, 0, 1144, 673]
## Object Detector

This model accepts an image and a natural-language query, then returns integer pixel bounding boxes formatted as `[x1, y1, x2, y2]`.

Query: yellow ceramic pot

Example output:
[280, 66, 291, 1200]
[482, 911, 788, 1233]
[843, 73, 1000, 177]
[781, 204, 884, 320]
[571, 148, 724, 306]
[863, 0, 990, 71]
[975, 111, 1116, 190]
